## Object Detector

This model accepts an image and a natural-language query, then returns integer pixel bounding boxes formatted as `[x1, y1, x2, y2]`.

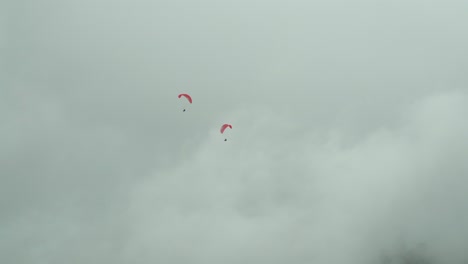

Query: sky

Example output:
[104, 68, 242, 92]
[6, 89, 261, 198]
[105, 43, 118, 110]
[1, 0, 468, 263]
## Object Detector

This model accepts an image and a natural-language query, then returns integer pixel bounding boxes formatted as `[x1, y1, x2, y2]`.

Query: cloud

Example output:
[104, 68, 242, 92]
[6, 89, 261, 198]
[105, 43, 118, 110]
[122, 91, 468, 264]
[2, 0, 468, 262]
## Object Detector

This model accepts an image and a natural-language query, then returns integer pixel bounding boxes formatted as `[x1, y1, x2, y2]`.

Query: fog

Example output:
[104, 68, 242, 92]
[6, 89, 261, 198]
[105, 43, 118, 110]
[2, 0, 468, 263]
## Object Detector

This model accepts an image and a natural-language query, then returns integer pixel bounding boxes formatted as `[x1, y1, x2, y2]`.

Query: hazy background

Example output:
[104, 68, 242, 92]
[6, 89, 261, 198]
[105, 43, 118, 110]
[1, 0, 468, 263]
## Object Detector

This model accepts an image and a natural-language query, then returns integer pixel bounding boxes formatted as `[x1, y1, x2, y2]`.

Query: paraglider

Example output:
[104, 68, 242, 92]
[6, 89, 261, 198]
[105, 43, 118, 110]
[220, 124, 232, 141]
[175, 92, 235, 144]
[178, 93, 192, 112]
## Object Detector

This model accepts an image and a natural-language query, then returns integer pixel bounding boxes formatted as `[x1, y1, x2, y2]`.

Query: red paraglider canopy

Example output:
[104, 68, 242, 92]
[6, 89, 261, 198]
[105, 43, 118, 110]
[178, 93, 192, 104]
[220, 124, 232, 134]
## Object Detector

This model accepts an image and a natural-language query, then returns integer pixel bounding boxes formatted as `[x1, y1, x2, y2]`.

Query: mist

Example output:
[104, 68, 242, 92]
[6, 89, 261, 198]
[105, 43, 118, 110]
[2, 0, 468, 263]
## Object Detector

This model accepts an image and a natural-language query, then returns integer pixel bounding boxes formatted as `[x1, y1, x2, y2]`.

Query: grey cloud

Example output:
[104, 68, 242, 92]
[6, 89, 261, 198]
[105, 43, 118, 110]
[2, 0, 468, 263]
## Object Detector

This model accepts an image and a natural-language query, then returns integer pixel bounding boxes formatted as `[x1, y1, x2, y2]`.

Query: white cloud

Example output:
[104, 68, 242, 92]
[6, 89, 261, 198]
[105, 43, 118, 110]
[124, 91, 468, 263]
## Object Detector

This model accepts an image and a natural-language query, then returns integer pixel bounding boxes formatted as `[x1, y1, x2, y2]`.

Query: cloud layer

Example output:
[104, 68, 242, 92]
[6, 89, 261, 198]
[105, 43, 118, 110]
[2, 0, 468, 263]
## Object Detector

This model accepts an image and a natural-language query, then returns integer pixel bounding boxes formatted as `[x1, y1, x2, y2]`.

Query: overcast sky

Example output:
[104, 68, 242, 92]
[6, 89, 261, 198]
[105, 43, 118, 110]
[2, 0, 468, 263]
